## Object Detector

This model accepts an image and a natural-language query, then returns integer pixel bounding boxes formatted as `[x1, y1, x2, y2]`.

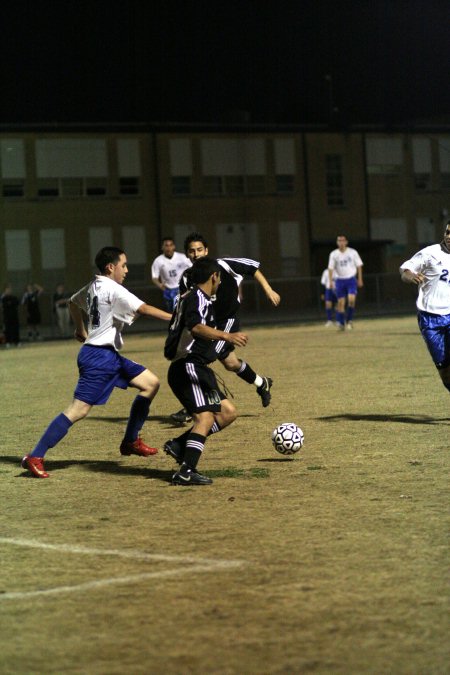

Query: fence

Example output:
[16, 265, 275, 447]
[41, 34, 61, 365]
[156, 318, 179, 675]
[5, 273, 418, 341]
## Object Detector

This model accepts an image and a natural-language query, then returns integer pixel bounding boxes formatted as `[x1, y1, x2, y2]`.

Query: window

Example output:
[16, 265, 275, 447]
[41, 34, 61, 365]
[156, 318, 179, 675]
[37, 178, 59, 198]
[119, 177, 140, 196]
[203, 176, 223, 195]
[61, 178, 83, 197]
[246, 175, 266, 194]
[326, 155, 345, 207]
[225, 175, 244, 195]
[85, 178, 107, 196]
[2, 179, 25, 198]
[276, 174, 294, 194]
[414, 173, 432, 191]
[441, 173, 450, 190]
[171, 176, 191, 196]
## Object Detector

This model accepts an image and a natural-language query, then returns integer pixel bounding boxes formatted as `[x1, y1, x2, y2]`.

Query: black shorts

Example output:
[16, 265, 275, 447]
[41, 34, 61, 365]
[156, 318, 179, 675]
[214, 316, 240, 360]
[168, 359, 226, 414]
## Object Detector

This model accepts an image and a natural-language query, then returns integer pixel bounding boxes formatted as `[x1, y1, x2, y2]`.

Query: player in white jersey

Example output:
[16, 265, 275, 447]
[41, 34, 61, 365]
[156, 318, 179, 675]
[21, 246, 172, 479]
[328, 235, 363, 330]
[151, 237, 191, 312]
[320, 268, 337, 326]
[400, 222, 450, 396]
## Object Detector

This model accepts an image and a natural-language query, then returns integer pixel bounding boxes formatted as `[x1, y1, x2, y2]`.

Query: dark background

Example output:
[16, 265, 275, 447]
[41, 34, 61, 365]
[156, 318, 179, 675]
[2, 0, 449, 126]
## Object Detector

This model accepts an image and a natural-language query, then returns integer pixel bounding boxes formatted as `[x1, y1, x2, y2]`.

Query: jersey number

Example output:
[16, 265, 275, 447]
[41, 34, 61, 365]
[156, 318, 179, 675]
[439, 269, 449, 283]
[87, 294, 100, 328]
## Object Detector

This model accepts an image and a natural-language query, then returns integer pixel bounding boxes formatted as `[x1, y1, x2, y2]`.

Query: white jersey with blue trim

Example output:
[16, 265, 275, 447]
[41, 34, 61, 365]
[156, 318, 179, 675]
[151, 252, 191, 289]
[321, 268, 336, 289]
[400, 243, 450, 314]
[71, 276, 143, 351]
[328, 247, 363, 279]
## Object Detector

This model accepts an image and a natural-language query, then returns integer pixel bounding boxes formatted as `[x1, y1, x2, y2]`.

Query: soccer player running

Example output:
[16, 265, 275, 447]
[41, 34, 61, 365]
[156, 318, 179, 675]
[151, 236, 191, 312]
[328, 234, 363, 330]
[164, 257, 248, 485]
[400, 221, 450, 396]
[21, 246, 172, 478]
[170, 232, 280, 423]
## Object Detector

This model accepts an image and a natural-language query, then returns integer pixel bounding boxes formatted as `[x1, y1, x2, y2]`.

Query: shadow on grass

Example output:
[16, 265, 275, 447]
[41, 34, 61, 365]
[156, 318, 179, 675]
[87, 413, 258, 427]
[319, 413, 450, 425]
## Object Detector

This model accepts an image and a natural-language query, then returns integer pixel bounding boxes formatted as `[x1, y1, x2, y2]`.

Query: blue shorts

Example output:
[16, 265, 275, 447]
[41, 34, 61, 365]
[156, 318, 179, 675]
[417, 311, 450, 369]
[335, 277, 358, 299]
[324, 288, 338, 303]
[74, 345, 146, 405]
[163, 288, 178, 312]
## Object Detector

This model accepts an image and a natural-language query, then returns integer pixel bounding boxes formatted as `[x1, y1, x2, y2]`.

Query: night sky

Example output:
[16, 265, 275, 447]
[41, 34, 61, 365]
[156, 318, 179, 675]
[2, 0, 450, 127]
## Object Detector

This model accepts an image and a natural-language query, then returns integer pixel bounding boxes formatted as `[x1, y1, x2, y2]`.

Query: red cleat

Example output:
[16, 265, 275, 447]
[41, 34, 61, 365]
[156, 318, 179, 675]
[21, 455, 50, 478]
[120, 437, 158, 457]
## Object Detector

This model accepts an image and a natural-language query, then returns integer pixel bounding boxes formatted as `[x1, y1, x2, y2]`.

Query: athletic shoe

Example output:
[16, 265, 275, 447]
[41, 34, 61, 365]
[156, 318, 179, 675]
[21, 455, 49, 478]
[120, 437, 158, 457]
[337, 324, 345, 331]
[256, 376, 273, 408]
[163, 439, 183, 464]
[346, 322, 353, 330]
[324, 321, 333, 327]
[171, 465, 213, 486]
[170, 408, 193, 424]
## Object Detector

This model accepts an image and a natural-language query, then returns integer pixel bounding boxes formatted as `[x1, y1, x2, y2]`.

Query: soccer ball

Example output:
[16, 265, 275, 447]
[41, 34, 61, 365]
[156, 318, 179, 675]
[272, 423, 304, 455]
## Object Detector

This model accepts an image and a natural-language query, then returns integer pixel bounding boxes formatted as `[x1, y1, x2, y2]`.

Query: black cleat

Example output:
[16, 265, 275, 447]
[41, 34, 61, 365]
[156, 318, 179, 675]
[170, 408, 193, 424]
[256, 376, 273, 408]
[172, 466, 213, 486]
[163, 439, 184, 464]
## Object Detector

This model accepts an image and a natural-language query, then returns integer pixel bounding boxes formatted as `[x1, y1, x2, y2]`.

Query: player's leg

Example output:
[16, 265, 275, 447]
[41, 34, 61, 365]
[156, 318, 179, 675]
[334, 280, 346, 329]
[120, 368, 160, 457]
[418, 313, 450, 394]
[21, 398, 91, 478]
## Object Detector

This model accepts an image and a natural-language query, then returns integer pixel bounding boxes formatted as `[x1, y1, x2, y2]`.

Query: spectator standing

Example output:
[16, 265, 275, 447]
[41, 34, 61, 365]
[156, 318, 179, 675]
[53, 283, 72, 337]
[320, 268, 337, 327]
[1, 284, 21, 347]
[22, 283, 44, 340]
[151, 236, 191, 312]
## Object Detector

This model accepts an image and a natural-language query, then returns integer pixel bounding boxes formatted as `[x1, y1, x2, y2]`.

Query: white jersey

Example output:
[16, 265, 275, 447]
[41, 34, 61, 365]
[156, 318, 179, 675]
[328, 247, 363, 279]
[151, 252, 191, 289]
[321, 268, 336, 289]
[400, 243, 450, 315]
[71, 276, 143, 351]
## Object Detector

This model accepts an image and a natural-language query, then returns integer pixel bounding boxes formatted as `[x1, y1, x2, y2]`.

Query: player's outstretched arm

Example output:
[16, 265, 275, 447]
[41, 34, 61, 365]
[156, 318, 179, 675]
[69, 301, 87, 343]
[254, 270, 280, 306]
[137, 304, 172, 321]
[192, 323, 248, 347]
[401, 269, 425, 285]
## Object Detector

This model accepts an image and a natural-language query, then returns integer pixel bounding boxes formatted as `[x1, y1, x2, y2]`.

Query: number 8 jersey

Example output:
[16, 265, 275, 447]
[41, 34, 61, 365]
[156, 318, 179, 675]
[70, 275, 143, 351]
[400, 243, 450, 314]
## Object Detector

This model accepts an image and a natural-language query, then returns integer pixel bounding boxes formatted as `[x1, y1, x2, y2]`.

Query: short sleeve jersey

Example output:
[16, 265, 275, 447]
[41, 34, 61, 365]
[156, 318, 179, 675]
[179, 257, 260, 323]
[151, 252, 191, 289]
[321, 269, 336, 289]
[70, 276, 143, 351]
[328, 247, 363, 279]
[400, 243, 450, 314]
[165, 287, 218, 364]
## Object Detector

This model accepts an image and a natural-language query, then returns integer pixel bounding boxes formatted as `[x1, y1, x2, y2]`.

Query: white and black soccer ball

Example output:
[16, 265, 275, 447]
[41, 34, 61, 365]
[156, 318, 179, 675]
[272, 422, 304, 455]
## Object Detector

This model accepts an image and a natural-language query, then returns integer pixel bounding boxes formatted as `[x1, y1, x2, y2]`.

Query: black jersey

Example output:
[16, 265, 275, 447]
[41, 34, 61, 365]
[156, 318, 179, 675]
[179, 257, 260, 323]
[164, 286, 219, 364]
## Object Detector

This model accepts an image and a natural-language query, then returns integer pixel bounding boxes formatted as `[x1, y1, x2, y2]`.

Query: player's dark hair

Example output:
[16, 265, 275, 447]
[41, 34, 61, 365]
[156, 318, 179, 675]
[190, 256, 220, 285]
[184, 232, 208, 253]
[161, 236, 174, 244]
[95, 247, 125, 273]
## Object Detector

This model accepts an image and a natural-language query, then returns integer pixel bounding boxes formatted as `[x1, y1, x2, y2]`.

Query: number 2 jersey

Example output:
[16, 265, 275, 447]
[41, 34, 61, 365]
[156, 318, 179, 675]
[70, 275, 144, 351]
[400, 243, 450, 314]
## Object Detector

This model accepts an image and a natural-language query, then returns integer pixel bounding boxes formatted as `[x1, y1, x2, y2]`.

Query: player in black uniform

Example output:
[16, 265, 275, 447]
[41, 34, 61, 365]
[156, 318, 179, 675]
[170, 232, 280, 424]
[165, 257, 248, 485]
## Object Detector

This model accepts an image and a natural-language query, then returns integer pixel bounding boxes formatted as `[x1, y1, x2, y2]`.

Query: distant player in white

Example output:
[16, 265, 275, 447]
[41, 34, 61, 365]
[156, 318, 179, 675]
[328, 235, 363, 330]
[320, 268, 337, 327]
[400, 221, 450, 396]
[151, 237, 191, 312]
[21, 246, 172, 479]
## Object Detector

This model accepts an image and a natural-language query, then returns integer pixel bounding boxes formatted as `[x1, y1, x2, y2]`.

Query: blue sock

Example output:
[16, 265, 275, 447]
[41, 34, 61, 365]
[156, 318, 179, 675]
[347, 307, 354, 322]
[336, 311, 345, 326]
[124, 395, 150, 442]
[31, 413, 73, 458]
[326, 309, 333, 321]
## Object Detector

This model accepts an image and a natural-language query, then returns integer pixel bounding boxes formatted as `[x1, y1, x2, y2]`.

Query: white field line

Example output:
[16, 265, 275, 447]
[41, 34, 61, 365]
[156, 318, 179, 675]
[0, 537, 245, 601]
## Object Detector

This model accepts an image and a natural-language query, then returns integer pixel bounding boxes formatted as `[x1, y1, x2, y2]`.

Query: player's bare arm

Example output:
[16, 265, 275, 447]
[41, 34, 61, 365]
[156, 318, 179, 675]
[152, 277, 166, 291]
[191, 323, 248, 347]
[401, 269, 425, 285]
[254, 270, 281, 306]
[137, 304, 172, 321]
[357, 266, 364, 288]
[69, 301, 87, 342]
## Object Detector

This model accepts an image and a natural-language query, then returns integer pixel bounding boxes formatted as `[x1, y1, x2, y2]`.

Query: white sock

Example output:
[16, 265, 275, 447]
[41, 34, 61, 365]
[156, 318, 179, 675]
[254, 375, 263, 387]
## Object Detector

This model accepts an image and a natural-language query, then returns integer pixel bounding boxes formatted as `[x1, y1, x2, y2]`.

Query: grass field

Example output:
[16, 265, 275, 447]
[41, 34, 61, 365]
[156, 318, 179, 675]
[0, 316, 448, 674]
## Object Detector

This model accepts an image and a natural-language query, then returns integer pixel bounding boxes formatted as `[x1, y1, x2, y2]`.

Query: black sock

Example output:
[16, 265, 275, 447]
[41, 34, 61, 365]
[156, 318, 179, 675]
[236, 360, 257, 385]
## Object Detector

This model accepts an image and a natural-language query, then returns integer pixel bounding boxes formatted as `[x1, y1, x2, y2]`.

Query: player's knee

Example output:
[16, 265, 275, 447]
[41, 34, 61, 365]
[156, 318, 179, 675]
[221, 402, 237, 425]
